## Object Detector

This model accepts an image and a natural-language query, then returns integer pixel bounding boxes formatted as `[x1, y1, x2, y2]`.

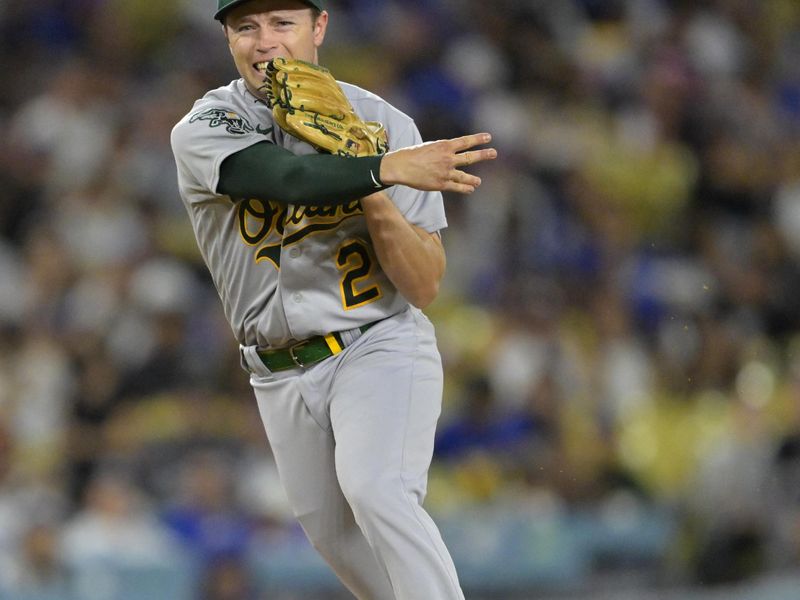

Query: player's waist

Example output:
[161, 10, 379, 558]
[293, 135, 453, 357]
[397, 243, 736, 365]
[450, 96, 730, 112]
[242, 318, 385, 374]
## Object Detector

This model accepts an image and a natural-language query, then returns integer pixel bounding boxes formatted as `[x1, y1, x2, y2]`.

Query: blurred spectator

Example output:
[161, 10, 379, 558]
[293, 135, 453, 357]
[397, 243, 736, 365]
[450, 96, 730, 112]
[0, 523, 68, 597]
[65, 350, 123, 506]
[0, 422, 66, 589]
[59, 471, 178, 568]
[768, 356, 800, 568]
[689, 400, 774, 585]
[435, 374, 553, 463]
[161, 450, 254, 566]
[8, 59, 120, 196]
[200, 556, 257, 600]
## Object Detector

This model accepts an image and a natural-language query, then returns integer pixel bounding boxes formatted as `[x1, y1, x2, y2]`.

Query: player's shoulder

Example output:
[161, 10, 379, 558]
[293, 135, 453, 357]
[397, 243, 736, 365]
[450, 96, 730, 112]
[171, 80, 267, 151]
[338, 81, 415, 134]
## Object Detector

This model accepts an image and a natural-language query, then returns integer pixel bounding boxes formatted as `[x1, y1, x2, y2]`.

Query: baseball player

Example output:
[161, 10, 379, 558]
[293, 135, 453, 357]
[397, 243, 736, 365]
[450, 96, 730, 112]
[170, 0, 496, 598]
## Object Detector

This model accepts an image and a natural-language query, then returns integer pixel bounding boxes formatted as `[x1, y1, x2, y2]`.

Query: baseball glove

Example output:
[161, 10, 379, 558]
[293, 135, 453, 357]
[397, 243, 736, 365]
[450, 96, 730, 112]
[260, 58, 389, 158]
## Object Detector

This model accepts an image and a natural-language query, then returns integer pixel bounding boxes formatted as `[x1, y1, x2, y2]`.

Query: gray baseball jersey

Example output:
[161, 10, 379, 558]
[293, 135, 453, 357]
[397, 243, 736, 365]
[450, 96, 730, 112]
[170, 79, 447, 349]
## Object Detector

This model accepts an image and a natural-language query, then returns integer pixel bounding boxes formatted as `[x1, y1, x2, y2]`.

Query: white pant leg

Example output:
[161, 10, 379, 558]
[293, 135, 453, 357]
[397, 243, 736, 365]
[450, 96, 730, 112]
[330, 309, 465, 600]
[251, 373, 395, 600]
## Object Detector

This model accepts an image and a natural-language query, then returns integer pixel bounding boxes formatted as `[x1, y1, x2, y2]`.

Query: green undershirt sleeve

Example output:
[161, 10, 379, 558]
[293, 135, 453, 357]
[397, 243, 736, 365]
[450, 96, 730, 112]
[217, 141, 387, 206]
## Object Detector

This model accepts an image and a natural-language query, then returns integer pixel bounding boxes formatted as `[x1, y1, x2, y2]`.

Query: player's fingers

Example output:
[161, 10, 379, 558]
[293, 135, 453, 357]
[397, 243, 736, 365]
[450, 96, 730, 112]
[449, 132, 492, 152]
[455, 148, 498, 167]
[450, 169, 481, 188]
[443, 181, 477, 194]
[441, 173, 480, 194]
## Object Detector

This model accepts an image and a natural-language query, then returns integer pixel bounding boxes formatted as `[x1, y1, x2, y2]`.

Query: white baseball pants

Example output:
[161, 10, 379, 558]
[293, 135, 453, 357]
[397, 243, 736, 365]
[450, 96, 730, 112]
[244, 307, 464, 599]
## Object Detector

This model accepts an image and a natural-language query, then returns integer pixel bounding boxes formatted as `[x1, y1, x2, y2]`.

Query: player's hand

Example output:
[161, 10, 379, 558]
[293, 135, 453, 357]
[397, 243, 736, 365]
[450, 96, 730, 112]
[379, 133, 497, 194]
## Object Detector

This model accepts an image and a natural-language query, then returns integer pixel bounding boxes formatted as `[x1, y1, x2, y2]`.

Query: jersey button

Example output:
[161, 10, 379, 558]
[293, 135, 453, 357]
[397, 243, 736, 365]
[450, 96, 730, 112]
[293, 292, 303, 303]
[289, 248, 301, 258]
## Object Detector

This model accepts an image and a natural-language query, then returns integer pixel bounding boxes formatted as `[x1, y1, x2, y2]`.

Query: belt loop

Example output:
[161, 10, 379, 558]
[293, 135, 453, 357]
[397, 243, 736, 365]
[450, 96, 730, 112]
[338, 326, 361, 347]
[339, 318, 380, 346]
[240, 345, 273, 377]
[239, 346, 248, 373]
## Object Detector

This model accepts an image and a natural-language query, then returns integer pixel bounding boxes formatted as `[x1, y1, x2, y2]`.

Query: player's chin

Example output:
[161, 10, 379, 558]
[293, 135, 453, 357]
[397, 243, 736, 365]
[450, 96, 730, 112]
[248, 69, 268, 86]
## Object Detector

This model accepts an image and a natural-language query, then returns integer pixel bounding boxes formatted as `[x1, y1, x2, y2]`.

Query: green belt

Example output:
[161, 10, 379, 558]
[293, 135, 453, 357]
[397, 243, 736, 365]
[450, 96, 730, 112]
[257, 321, 379, 372]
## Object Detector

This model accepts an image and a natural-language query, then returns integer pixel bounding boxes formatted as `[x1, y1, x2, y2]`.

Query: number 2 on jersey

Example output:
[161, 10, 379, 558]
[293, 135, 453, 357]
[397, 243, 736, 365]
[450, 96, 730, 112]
[337, 240, 382, 310]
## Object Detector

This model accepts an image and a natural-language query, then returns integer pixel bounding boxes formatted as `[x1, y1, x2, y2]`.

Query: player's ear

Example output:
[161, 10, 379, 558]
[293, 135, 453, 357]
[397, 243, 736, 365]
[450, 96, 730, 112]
[313, 10, 328, 48]
[222, 24, 234, 54]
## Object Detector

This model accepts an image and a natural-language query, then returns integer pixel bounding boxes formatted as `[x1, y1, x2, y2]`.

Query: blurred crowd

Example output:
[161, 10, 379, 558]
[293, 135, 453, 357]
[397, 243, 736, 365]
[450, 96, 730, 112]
[2, 0, 800, 597]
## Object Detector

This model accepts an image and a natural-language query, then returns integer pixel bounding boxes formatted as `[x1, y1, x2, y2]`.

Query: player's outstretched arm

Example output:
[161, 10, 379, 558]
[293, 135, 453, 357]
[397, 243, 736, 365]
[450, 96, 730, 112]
[379, 133, 497, 194]
[214, 133, 496, 206]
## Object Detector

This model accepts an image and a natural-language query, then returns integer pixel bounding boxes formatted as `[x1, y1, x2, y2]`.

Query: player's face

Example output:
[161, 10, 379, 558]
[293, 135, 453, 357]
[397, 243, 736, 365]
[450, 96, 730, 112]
[224, 0, 328, 100]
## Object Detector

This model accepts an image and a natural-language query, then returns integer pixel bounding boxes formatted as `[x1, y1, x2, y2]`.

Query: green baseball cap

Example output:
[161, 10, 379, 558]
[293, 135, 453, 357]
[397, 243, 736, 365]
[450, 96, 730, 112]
[215, 0, 325, 22]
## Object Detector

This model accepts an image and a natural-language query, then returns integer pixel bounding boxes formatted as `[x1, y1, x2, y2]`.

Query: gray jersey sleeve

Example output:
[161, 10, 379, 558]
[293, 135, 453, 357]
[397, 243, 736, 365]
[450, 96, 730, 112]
[384, 121, 448, 234]
[344, 83, 448, 234]
[171, 90, 275, 200]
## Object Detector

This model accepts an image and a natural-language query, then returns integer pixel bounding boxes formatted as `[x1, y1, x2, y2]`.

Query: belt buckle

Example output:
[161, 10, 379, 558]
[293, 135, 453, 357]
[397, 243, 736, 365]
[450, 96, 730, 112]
[289, 339, 312, 368]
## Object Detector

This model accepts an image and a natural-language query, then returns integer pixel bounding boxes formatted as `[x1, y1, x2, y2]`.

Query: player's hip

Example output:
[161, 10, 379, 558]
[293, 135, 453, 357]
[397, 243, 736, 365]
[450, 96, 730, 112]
[242, 305, 438, 383]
